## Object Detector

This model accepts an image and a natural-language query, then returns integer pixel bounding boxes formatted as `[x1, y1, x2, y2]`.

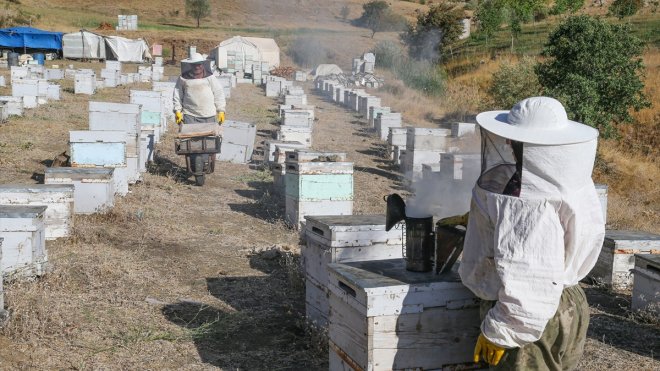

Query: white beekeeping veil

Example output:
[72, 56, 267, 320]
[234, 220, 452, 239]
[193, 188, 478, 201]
[180, 52, 213, 79]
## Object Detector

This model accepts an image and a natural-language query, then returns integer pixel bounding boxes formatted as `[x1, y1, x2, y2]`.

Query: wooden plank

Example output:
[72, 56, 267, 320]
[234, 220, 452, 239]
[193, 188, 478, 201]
[329, 293, 369, 369]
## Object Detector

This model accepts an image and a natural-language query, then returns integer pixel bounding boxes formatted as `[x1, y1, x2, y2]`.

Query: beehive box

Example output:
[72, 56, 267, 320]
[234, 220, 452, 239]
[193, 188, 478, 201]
[74, 73, 96, 95]
[0, 205, 48, 278]
[387, 127, 408, 160]
[359, 96, 381, 118]
[370, 106, 391, 128]
[632, 254, 660, 311]
[407, 128, 452, 151]
[590, 230, 660, 289]
[283, 110, 312, 128]
[277, 126, 312, 147]
[217, 121, 257, 163]
[303, 215, 405, 326]
[375, 113, 402, 141]
[46, 68, 64, 80]
[451, 122, 477, 137]
[130, 90, 165, 129]
[0, 96, 23, 116]
[327, 259, 480, 371]
[284, 161, 353, 229]
[12, 79, 48, 97]
[284, 94, 307, 106]
[69, 130, 128, 196]
[595, 184, 608, 224]
[440, 153, 481, 181]
[0, 184, 74, 240]
[46, 84, 60, 100]
[334, 86, 345, 103]
[264, 140, 306, 164]
[44, 167, 115, 214]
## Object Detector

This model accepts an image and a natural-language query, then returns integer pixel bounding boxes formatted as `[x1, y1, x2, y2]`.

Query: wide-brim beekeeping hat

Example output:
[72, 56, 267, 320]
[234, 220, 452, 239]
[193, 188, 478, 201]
[476, 97, 598, 145]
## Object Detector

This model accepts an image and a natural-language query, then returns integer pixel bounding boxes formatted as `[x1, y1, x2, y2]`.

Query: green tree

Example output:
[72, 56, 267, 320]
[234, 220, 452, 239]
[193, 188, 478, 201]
[355, 1, 406, 38]
[474, 0, 504, 42]
[608, 0, 643, 19]
[536, 15, 650, 137]
[551, 0, 585, 15]
[185, 0, 210, 28]
[488, 56, 542, 109]
[503, 0, 546, 51]
[402, 3, 465, 62]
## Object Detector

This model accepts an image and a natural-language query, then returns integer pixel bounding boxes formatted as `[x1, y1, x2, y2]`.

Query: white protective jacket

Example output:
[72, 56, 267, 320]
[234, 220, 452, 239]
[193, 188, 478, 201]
[173, 75, 226, 118]
[459, 134, 605, 349]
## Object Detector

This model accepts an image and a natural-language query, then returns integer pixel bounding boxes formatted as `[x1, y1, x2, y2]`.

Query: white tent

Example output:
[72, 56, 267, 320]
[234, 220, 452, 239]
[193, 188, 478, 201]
[62, 30, 106, 60]
[212, 36, 280, 70]
[104, 36, 151, 62]
[313, 64, 343, 77]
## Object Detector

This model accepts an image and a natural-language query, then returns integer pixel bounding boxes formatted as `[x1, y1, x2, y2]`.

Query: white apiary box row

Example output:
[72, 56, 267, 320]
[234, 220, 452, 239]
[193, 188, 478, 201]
[0, 185, 74, 240]
[0, 205, 48, 279]
[327, 259, 480, 371]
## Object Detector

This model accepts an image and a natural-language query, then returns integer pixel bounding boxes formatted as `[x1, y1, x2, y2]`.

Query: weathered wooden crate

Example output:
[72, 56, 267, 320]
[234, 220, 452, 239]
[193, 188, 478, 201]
[590, 230, 660, 289]
[632, 254, 660, 311]
[328, 259, 480, 371]
[303, 215, 405, 326]
[45, 167, 115, 214]
[217, 121, 257, 163]
[69, 130, 128, 196]
[0, 205, 48, 278]
[0, 185, 74, 240]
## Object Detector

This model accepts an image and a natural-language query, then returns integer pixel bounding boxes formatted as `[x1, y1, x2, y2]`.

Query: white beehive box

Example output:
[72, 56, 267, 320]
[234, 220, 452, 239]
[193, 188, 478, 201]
[74, 72, 96, 95]
[590, 230, 660, 289]
[387, 127, 408, 160]
[69, 130, 128, 196]
[46, 84, 60, 100]
[631, 254, 660, 311]
[277, 126, 312, 147]
[46, 68, 64, 80]
[88, 102, 142, 183]
[440, 153, 481, 181]
[44, 167, 115, 214]
[595, 183, 608, 224]
[217, 120, 257, 163]
[0, 96, 23, 116]
[284, 94, 307, 106]
[328, 259, 480, 371]
[451, 122, 477, 137]
[334, 86, 345, 104]
[0, 205, 48, 278]
[303, 215, 405, 326]
[152, 81, 176, 122]
[282, 110, 313, 128]
[359, 96, 381, 118]
[106, 61, 122, 72]
[407, 128, 452, 151]
[130, 90, 165, 129]
[0, 184, 74, 240]
[264, 140, 306, 164]
[375, 113, 402, 141]
[284, 161, 353, 229]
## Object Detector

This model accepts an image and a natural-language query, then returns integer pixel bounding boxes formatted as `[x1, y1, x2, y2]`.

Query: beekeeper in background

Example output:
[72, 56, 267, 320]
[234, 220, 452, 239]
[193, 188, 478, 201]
[173, 52, 226, 128]
[459, 97, 605, 369]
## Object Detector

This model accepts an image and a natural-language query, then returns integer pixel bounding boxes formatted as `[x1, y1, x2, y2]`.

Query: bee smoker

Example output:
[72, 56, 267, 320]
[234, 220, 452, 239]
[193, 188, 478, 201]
[385, 193, 466, 274]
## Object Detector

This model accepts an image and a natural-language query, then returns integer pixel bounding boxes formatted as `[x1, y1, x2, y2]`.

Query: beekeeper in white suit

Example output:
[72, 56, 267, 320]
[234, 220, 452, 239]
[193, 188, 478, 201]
[173, 52, 226, 128]
[459, 96, 605, 369]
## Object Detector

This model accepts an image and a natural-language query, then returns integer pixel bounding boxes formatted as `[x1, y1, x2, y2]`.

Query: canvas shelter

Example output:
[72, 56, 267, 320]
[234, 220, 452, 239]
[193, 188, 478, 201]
[313, 64, 343, 77]
[104, 36, 151, 62]
[212, 36, 280, 70]
[62, 30, 106, 60]
[0, 27, 63, 51]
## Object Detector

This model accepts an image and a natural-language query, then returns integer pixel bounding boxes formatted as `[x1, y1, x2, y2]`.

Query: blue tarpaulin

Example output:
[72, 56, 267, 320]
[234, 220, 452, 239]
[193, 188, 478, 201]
[0, 27, 63, 50]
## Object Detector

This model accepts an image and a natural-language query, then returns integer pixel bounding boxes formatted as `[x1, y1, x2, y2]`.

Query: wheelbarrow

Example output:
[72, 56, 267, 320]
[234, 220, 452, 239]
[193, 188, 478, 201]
[174, 125, 222, 186]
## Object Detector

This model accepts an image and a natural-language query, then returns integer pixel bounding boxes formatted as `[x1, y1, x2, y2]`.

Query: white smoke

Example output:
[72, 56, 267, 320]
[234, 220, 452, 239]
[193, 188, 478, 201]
[405, 131, 481, 219]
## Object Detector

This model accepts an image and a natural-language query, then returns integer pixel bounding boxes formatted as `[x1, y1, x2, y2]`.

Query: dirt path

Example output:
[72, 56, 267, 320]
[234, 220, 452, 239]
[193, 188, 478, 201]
[0, 71, 658, 369]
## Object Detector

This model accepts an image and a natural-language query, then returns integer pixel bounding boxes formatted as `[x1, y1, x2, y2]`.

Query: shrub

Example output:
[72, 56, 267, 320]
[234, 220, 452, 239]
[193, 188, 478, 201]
[488, 56, 542, 109]
[608, 0, 643, 19]
[536, 15, 650, 137]
[355, 1, 407, 38]
[403, 3, 465, 62]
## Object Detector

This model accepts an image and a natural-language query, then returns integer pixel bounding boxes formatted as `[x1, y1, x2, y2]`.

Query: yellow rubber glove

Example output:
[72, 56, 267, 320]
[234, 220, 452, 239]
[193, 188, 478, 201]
[474, 333, 505, 366]
[217, 111, 225, 124]
[175, 111, 183, 125]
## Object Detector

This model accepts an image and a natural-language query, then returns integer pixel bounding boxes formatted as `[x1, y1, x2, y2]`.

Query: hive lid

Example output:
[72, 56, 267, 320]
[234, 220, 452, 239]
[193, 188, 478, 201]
[0, 184, 75, 192]
[304, 215, 403, 247]
[0, 204, 47, 217]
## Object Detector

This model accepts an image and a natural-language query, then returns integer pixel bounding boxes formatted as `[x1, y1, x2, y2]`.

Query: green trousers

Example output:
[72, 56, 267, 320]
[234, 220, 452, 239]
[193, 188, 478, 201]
[480, 285, 590, 371]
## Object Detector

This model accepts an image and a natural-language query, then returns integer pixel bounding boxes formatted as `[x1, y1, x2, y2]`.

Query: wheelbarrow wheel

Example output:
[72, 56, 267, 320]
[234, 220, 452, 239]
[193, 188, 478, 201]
[194, 155, 205, 186]
[195, 174, 205, 186]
